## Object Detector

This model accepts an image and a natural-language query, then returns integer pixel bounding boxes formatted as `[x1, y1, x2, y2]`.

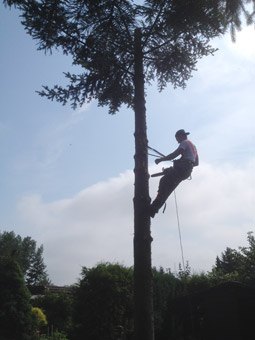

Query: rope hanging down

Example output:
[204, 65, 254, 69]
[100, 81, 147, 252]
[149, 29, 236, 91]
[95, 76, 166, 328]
[174, 190, 186, 275]
[148, 144, 188, 266]
[173, 191, 196, 336]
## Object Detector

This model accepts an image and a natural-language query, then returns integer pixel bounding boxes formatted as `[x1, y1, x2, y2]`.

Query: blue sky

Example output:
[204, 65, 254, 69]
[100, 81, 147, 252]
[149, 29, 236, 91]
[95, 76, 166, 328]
[1, 3, 255, 285]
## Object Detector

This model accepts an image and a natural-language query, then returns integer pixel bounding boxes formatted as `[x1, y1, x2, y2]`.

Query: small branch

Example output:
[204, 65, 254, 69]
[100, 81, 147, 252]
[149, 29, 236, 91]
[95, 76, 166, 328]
[141, 0, 167, 50]
[143, 37, 174, 55]
[114, 0, 134, 45]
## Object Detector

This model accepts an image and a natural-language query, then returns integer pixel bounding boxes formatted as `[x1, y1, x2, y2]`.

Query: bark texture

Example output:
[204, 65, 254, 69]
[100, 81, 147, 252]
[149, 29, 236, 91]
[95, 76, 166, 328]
[133, 28, 154, 340]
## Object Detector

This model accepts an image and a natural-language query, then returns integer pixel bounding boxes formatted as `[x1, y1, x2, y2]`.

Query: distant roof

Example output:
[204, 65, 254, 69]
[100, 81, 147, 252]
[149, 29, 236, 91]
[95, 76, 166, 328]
[27, 285, 74, 296]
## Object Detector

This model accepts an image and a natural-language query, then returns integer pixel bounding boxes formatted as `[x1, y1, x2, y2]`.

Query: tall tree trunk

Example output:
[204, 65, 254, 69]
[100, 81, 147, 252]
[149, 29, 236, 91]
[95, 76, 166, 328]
[133, 28, 154, 340]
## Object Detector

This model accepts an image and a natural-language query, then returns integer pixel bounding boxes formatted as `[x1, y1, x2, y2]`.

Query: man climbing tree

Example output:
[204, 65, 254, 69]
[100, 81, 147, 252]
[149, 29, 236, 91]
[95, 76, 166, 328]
[3, 1, 254, 340]
[150, 129, 198, 218]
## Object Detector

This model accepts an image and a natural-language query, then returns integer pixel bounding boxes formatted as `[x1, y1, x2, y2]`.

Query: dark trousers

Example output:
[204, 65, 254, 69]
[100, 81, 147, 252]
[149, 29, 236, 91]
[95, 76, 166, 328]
[151, 159, 193, 213]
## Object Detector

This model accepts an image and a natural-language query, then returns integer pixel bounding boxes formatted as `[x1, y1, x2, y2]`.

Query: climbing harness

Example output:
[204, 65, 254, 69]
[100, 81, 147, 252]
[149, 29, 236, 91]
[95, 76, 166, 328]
[186, 139, 197, 160]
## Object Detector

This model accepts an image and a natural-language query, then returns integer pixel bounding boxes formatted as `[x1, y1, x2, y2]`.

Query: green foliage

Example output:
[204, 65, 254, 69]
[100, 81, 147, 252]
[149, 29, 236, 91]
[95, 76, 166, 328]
[11, 0, 138, 114]
[32, 291, 74, 336]
[0, 230, 51, 285]
[237, 231, 255, 284]
[0, 256, 37, 340]
[177, 261, 191, 281]
[72, 262, 134, 340]
[207, 267, 240, 286]
[214, 231, 255, 285]
[152, 267, 181, 339]
[40, 331, 69, 340]
[186, 272, 212, 292]
[4, 0, 254, 114]
[71, 263, 189, 340]
[224, 0, 255, 41]
[32, 307, 48, 330]
[26, 244, 49, 286]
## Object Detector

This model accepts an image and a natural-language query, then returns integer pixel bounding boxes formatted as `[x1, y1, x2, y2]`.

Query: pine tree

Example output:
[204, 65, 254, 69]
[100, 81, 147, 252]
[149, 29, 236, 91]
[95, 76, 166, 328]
[26, 245, 50, 286]
[0, 231, 51, 285]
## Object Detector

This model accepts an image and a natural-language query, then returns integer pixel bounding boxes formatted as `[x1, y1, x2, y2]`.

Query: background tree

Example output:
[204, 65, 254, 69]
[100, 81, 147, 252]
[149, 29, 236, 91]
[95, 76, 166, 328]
[214, 231, 255, 285]
[0, 230, 51, 285]
[3, 1, 255, 340]
[72, 263, 134, 340]
[32, 290, 74, 337]
[152, 267, 181, 340]
[215, 247, 241, 275]
[26, 244, 49, 285]
[0, 256, 37, 340]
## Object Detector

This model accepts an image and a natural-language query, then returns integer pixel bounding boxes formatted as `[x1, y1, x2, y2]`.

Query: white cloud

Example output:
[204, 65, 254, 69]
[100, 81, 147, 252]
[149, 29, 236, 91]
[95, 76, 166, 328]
[18, 170, 134, 285]
[18, 160, 255, 285]
[190, 25, 255, 95]
[151, 160, 255, 273]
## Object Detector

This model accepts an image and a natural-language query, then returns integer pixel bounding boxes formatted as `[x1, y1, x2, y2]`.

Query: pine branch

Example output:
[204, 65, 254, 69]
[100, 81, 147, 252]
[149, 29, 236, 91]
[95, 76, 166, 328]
[141, 0, 167, 50]
[113, 0, 134, 45]
[143, 36, 176, 56]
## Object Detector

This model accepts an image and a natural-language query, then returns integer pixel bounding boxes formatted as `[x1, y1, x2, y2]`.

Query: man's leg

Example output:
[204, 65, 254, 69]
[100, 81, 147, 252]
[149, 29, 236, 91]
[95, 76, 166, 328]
[150, 169, 181, 217]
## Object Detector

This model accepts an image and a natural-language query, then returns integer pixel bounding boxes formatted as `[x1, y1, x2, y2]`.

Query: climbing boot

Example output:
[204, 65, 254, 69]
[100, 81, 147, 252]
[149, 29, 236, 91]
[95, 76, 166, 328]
[149, 199, 161, 218]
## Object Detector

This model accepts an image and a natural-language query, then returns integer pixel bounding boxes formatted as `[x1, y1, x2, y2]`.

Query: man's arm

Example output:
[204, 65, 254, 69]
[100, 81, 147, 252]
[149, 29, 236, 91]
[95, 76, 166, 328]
[155, 148, 183, 165]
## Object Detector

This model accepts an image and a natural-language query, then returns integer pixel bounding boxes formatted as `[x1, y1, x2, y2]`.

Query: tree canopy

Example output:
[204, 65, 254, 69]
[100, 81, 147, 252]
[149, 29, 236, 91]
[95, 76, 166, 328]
[3, 0, 254, 114]
[0, 256, 37, 340]
[32, 290, 74, 337]
[215, 231, 255, 285]
[0, 230, 51, 285]
[72, 263, 134, 340]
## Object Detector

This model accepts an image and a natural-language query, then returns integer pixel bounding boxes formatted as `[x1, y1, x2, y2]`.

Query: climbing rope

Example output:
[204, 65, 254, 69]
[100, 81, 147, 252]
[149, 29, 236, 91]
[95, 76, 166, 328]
[147, 145, 165, 158]
[173, 190, 196, 336]
[173, 190, 186, 274]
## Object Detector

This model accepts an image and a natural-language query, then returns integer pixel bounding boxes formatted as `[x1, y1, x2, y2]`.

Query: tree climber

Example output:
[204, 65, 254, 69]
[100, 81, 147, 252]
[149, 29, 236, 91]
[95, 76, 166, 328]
[150, 129, 199, 218]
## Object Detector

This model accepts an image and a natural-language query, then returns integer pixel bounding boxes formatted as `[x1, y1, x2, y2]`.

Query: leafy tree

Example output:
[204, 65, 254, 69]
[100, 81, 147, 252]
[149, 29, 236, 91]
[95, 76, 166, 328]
[0, 230, 51, 285]
[32, 291, 74, 336]
[186, 272, 212, 293]
[214, 232, 255, 285]
[0, 256, 37, 340]
[72, 263, 134, 340]
[3, 2, 255, 339]
[178, 261, 191, 281]
[152, 267, 181, 340]
[237, 231, 255, 284]
[215, 246, 241, 275]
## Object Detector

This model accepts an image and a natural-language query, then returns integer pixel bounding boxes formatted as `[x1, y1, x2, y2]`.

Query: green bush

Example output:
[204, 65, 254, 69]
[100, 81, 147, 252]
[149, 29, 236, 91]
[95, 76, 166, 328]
[40, 331, 68, 340]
